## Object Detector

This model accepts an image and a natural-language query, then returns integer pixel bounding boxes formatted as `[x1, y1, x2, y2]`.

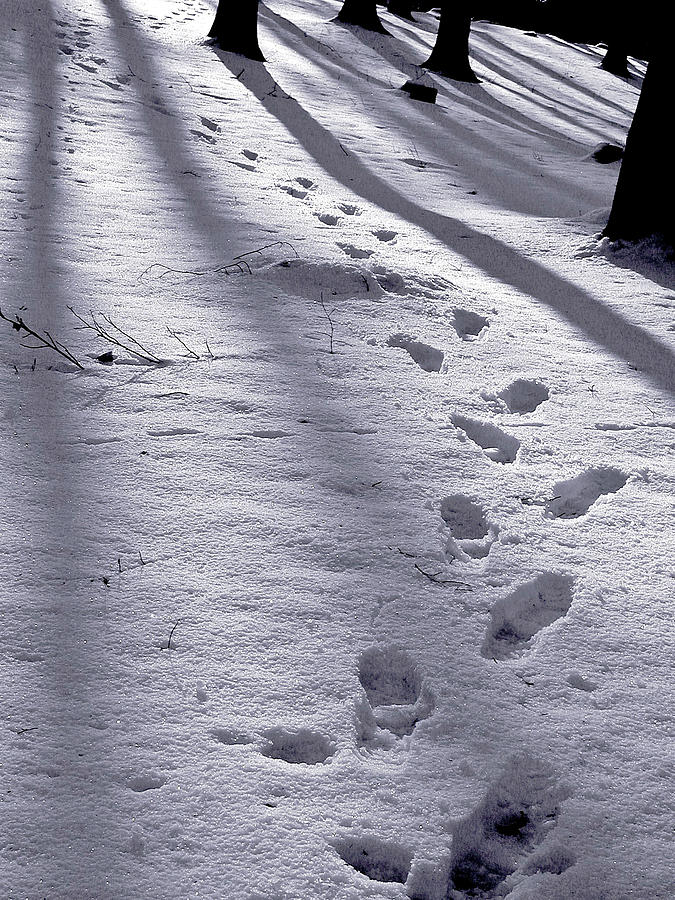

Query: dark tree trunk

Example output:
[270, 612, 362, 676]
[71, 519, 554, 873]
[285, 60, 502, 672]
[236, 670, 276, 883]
[209, 0, 265, 61]
[604, 45, 674, 248]
[423, 2, 478, 82]
[335, 0, 388, 34]
[388, 0, 415, 21]
[601, 42, 629, 77]
[601, 22, 630, 78]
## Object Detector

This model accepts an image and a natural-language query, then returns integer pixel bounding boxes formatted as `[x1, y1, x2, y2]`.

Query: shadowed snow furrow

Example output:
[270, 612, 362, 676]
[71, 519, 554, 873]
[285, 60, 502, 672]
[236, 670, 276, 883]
[387, 333, 445, 372]
[545, 467, 628, 518]
[446, 755, 573, 897]
[452, 414, 520, 463]
[482, 573, 575, 660]
[333, 836, 412, 884]
[356, 645, 434, 745]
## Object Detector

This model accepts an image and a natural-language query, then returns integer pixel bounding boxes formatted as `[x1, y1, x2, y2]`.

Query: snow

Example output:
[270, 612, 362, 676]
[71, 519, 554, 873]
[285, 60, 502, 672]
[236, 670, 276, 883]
[1, 0, 673, 897]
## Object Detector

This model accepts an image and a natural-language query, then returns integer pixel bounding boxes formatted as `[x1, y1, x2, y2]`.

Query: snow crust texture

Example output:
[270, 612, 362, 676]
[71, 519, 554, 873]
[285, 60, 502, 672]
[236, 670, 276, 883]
[1, 0, 673, 898]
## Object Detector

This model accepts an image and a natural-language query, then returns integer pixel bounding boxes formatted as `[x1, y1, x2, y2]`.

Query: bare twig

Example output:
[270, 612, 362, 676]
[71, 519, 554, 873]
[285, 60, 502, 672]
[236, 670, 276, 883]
[166, 620, 181, 650]
[414, 563, 471, 589]
[389, 546, 416, 559]
[318, 292, 336, 354]
[0, 307, 84, 369]
[138, 241, 298, 284]
[167, 327, 200, 359]
[70, 307, 163, 364]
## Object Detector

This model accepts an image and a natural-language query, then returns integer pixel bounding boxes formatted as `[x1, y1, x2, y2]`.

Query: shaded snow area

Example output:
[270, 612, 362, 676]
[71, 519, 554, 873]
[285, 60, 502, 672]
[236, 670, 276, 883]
[1, 0, 674, 897]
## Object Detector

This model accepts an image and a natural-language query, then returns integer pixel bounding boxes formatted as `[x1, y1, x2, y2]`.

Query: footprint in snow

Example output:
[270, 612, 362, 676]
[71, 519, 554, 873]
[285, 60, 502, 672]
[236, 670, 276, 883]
[440, 494, 498, 561]
[446, 754, 574, 896]
[356, 645, 434, 748]
[452, 307, 489, 341]
[481, 573, 575, 660]
[279, 183, 309, 199]
[386, 333, 444, 372]
[315, 212, 340, 226]
[545, 467, 627, 519]
[189, 129, 217, 145]
[372, 229, 398, 242]
[337, 243, 374, 259]
[199, 116, 220, 133]
[213, 726, 335, 765]
[128, 773, 166, 792]
[333, 835, 413, 885]
[451, 413, 520, 464]
[338, 202, 361, 216]
[483, 378, 550, 414]
[259, 727, 335, 764]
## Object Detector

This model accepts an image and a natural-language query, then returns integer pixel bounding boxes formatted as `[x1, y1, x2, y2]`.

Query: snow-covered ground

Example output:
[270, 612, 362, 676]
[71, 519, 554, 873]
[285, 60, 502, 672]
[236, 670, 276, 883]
[1, 0, 674, 897]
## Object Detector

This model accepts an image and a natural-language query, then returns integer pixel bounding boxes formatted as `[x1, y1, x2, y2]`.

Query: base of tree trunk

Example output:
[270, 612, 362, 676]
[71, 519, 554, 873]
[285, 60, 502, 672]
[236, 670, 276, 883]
[209, 35, 265, 61]
[423, 58, 479, 83]
[388, 0, 415, 21]
[603, 52, 674, 249]
[600, 57, 630, 78]
[208, 2, 265, 62]
[333, 10, 388, 34]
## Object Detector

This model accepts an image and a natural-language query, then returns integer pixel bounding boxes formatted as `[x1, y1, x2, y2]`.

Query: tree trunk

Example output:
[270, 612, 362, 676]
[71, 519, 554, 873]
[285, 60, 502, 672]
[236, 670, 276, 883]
[601, 20, 630, 78]
[209, 0, 265, 62]
[335, 0, 388, 34]
[388, 0, 415, 21]
[604, 45, 674, 248]
[601, 41, 629, 77]
[423, 2, 478, 82]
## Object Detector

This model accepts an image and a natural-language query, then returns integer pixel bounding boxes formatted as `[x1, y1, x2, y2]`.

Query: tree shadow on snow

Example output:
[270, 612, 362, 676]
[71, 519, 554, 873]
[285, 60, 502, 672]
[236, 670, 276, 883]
[217, 54, 674, 394]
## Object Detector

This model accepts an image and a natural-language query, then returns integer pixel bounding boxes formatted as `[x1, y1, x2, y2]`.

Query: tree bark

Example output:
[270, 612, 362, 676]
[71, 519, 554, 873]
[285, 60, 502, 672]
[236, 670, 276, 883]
[423, 2, 478, 82]
[335, 0, 388, 34]
[601, 41, 629, 77]
[604, 44, 674, 248]
[601, 20, 630, 78]
[209, 0, 265, 61]
[388, 0, 415, 21]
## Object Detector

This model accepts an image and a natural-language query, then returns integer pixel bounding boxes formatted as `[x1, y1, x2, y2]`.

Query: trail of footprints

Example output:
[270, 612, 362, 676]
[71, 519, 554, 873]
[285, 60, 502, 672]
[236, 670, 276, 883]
[203, 309, 627, 894]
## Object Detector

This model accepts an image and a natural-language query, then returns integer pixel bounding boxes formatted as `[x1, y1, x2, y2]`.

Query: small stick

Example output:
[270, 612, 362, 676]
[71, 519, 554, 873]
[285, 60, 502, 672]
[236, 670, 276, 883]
[0, 307, 84, 369]
[70, 308, 163, 364]
[319, 292, 336, 354]
[414, 563, 471, 589]
[167, 620, 181, 650]
[167, 327, 200, 359]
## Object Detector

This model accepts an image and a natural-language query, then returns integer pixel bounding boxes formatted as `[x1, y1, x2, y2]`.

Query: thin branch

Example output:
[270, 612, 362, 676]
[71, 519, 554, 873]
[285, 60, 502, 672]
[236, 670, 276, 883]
[318, 292, 336, 354]
[69, 307, 163, 364]
[167, 619, 181, 650]
[414, 563, 471, 589]
[0, 307, 84, 369]
[167, 327, 200, 359]
[138, 241, 298, 283]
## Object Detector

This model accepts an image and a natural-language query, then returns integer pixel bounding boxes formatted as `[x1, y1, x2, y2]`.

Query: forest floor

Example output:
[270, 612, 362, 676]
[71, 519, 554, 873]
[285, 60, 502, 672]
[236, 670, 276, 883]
[1, 0, 674, 898]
